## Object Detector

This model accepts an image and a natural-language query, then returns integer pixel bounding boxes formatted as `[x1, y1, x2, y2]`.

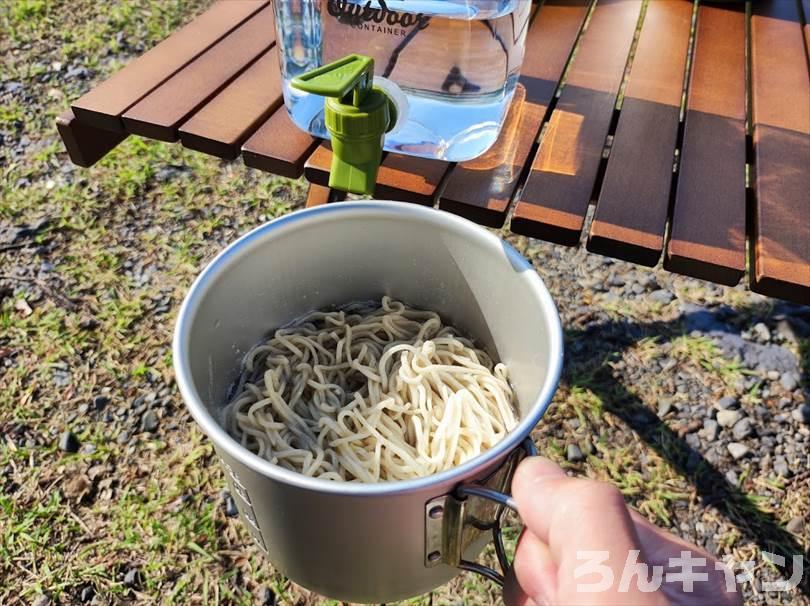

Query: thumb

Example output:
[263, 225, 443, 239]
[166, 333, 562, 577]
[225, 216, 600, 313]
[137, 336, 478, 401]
[511, 457, 663, 605]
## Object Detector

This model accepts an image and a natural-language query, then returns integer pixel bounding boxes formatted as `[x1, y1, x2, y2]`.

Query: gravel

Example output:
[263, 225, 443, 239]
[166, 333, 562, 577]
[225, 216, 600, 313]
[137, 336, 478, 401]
[787, 516, 805, 534]
[715, 396, 738, 410]
[732, 418, 754, 440]
[223, 493, 239, 517]
[657, 398, 673, 417]
[649, 289, 675, 304]
[773, 456, 790, 477]
[727, 442, 750, 460]
[122, 568, 140, 589]
[260, 586, 276, 606]
[566, 443, 584, 462]
[700, 419, 719, 442]
[140, 410, 159, 433]
[780, 372, 799, 392]
[716, 410, 742, 428]
[58, 430, 80, 453]
[791, 405, 810, 424]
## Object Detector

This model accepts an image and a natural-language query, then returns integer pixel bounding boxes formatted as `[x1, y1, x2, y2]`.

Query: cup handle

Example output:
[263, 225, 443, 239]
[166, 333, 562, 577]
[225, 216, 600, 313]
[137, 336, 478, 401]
[453, 438, 537, 586]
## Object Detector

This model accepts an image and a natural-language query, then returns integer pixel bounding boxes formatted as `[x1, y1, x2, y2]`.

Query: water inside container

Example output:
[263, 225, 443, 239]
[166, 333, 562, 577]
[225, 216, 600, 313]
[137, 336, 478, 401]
[274, 0, 533, 161]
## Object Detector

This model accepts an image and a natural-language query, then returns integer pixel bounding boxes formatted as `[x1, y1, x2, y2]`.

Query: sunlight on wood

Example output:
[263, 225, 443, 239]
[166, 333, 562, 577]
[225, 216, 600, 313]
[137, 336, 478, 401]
[534, 109, 583, 176]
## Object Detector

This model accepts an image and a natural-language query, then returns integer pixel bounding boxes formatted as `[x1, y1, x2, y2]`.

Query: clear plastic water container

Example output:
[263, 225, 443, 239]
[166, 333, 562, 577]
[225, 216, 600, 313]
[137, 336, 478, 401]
[274, 0, 533, 161]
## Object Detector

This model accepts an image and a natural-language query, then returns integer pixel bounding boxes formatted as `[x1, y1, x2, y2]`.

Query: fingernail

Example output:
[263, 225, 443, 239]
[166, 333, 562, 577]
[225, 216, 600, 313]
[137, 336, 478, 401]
[519, 457, 566, 485]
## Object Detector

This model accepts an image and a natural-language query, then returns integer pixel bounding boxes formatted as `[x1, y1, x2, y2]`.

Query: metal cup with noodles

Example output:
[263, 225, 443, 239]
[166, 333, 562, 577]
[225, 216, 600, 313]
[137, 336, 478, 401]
[173, 202, 563, 603]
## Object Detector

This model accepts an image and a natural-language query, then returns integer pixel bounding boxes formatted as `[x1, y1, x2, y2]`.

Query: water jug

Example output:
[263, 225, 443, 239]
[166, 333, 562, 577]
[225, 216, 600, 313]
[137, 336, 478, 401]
[273, 0, 533, 162]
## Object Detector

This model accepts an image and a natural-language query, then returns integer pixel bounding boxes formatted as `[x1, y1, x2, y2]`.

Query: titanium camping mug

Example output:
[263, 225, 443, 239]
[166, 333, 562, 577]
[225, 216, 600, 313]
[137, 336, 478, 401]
[173, 202, 563, 603]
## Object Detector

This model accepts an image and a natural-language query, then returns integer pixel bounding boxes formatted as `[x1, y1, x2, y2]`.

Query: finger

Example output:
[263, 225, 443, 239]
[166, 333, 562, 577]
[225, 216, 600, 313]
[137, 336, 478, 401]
[629, 510, 742, 603]
[510, 529, 557, 606]
[512, 457, 660, 604]
[513, 457, 641, 562]
[503, 563, 539, 606]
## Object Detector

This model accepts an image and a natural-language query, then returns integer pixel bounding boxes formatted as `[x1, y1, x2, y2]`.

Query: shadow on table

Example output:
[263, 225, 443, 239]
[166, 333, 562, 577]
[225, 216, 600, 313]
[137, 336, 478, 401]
[558, 303, 809, 595]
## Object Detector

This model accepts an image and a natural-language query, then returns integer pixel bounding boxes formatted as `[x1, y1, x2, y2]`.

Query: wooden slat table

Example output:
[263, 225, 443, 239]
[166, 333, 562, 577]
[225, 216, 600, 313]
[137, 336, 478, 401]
[59, 0, 810, 305]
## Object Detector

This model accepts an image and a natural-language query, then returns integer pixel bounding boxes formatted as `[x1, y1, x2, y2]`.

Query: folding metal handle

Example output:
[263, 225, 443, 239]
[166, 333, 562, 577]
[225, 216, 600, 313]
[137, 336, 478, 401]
[424, 439, 537, 586]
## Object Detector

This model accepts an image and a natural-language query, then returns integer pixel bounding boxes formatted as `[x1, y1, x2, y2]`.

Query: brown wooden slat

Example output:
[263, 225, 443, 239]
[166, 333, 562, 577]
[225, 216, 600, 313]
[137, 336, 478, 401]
[71, 1, 268, 132]
[304, 144, 336, 187]
[56, 110, 127, 167]
[587, 0, 692, 266]
[511, 0, 643, 245]
[439, 0, 590, 227]
[241, 109, 320, 179]
[305, 184, 334, 208]
[178, 47, 283, 159]
[305, 145, 448, 205]
[121, 5, 275, 142]
[750, 0, 810, 304]
[374, 154, 449, 205]
[803, 0, 810, 57]
[665, 2, 746, 285]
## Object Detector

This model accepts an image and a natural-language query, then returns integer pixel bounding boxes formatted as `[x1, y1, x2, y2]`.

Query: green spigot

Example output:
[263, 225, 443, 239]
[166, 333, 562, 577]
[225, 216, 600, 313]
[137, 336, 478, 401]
[291, 55, 396, 195]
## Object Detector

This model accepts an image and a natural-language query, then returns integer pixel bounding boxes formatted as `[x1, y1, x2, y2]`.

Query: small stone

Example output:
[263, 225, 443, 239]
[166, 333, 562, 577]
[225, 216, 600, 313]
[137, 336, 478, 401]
[78, 315, 99, 330]
[123, 568, 140, 588]
[649, 289, 675, 305]
[260, 587, 276, 606]
[786, 516, 805, 534]
[776, 319, 802, 345]
[780, 372, 799, 392]
[67, 66, 89, 80]
[717, 410, 742, 428]
[725, 470, 739, 487]
[685, 433, 701, 449]
[116, 430, 130, 445]
[93, 395, 109, 410]
[773, 456, 790, 477]
[15, 298, 33, 317]
[727, 442, 750, 460]
[767, 370, 781, 381]
[224, 494, 239, 517]
[32, 595, 51, 606]
[566, 444, 584, 462]
[752, 322, 771, 342]
[716, 396, 738, 410]
[732, 418, 754, 440]
[58, 430, 80, 453]
[80, 586, 94, 602]
[81, 444, 97, 455]
[792, 405, 810, 425]
[683, 304, 724, 332]
[140, 410, 159, 433]
[657, 398, 673, 417]
[700, 419, 719, 442]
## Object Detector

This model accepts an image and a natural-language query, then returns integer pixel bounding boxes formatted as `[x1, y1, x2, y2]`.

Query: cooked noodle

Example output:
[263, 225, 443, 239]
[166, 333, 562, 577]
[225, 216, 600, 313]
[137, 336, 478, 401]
[224, 297, 517, 482]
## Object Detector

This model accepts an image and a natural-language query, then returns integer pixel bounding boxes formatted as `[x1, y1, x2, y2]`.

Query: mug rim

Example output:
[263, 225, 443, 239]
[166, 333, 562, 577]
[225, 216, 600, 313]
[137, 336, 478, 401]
[173, 201, 563, 496]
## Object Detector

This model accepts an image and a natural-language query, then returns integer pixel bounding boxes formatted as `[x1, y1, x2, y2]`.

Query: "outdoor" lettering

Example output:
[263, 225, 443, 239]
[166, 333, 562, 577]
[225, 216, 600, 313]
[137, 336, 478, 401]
[327, 0, 431, 30]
